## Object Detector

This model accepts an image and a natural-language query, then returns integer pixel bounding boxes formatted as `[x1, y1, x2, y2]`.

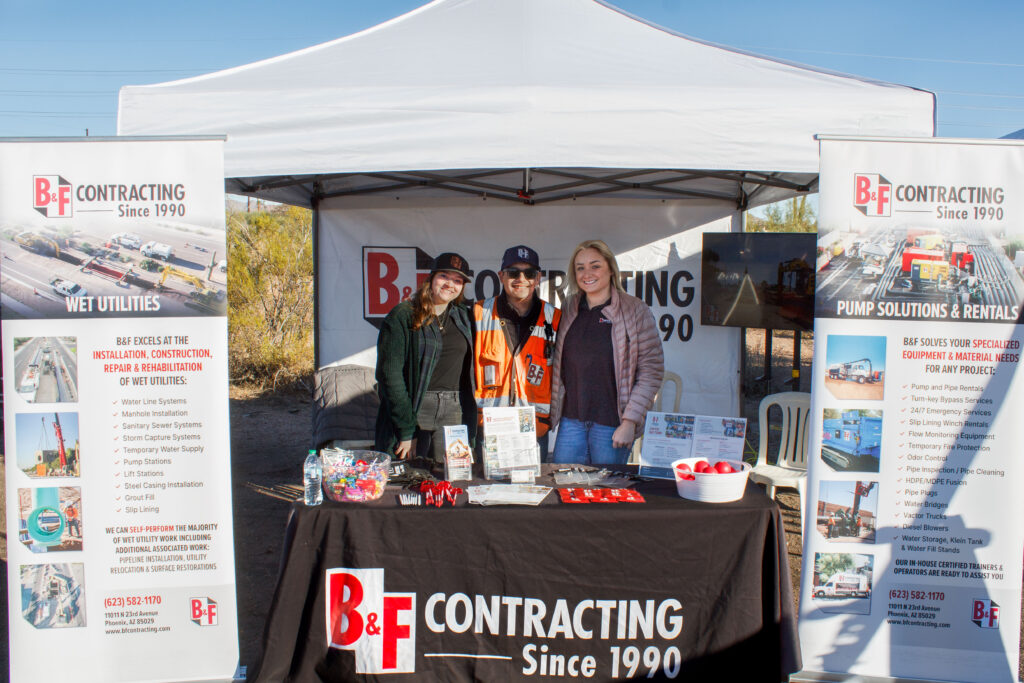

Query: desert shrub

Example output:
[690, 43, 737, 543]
[227, 206, 314, 390]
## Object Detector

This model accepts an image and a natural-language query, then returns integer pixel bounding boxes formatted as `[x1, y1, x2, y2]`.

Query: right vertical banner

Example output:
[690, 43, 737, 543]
[799, 137, 1024, 682]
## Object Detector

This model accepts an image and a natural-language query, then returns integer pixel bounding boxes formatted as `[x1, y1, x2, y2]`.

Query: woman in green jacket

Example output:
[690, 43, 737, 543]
[374, 253, 477, 468]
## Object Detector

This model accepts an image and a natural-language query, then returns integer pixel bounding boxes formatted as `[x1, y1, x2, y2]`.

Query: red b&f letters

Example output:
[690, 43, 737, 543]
[326, 568, 416, 674]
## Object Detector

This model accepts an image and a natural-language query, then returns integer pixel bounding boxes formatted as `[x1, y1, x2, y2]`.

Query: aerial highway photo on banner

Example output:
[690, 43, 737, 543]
[12, 336, 79, 403]
[0, 223, 227, 319]
[815, 224, 1024, 323]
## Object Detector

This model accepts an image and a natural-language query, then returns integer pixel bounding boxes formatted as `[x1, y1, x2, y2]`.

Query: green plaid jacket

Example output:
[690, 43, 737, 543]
[374, 300, 476, 454]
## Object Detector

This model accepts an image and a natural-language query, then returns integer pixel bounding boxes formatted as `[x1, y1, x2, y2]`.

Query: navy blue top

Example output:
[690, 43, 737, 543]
[560, 297, 618, 428]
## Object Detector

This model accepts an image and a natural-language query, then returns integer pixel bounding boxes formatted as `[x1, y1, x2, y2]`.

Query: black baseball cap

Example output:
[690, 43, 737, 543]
[500, 245, 540, 271]
[431, 252, 473, 282]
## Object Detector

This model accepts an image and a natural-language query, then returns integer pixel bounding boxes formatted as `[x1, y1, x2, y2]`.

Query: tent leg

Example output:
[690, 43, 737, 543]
[312, 188, 322, 369]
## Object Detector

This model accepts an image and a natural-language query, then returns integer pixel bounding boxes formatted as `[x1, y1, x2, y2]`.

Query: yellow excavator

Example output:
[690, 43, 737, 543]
[158, 265, 205, 290]
[157, 265, 225, 307]
[14, 231, 61, 257]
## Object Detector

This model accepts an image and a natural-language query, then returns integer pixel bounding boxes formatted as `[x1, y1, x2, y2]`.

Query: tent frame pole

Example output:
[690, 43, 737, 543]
[312, 182, 323, 368]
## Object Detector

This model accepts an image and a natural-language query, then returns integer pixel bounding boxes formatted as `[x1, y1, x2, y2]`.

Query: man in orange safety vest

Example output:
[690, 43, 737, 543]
[473, 245, 561, 460]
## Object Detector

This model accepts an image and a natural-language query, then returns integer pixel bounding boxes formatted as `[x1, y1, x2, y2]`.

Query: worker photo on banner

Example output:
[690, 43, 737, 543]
[824, 333, 886, 401]
[820, 408, 882, 474]
[815, 480, 878, 543]
[17, 486, 83, 552]
[14, 411, 80, 478]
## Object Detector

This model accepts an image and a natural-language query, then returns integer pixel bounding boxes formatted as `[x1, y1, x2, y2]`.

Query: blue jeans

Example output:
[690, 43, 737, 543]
[551, 417, 630, 465]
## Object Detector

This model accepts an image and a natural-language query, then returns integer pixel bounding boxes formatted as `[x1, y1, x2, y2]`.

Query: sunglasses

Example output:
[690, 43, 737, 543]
[503, 267, 539, 279]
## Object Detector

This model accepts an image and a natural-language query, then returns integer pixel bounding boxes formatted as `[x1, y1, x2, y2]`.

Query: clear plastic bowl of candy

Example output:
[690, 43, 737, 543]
[320, 449, 391, 503]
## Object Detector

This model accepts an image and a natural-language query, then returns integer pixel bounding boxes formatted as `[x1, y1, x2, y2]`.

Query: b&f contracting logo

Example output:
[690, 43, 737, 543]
[362, 246, 436, 328]
[327, 568, 416, 674]
[33, 175, 73, 218]
[190, 597, 219, 626]
[853, 173, 892, 217]
[971, 598, 999, 629]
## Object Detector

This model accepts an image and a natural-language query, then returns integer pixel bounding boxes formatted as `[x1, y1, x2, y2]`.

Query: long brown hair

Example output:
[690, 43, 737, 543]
[566, 239, 626, 297]
[410, 274, 467, 330]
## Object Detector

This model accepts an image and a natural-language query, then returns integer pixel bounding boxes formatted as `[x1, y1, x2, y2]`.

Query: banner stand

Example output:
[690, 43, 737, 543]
[2, 136, 240, 683]
[798, 135, 1024, 683]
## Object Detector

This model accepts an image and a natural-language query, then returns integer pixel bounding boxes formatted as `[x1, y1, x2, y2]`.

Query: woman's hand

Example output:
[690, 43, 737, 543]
[394, 439, 415, 459]
[612, 420, 635, 448]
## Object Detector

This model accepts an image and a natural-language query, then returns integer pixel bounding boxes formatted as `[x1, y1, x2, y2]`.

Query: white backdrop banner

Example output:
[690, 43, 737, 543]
[1, 138, 238, 682]
[799, 137, 1024, 682]
[318, 198, 742, 418]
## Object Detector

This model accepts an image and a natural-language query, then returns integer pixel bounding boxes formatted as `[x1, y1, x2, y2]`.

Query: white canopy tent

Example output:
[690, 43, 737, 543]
[117, 0, 934, 415]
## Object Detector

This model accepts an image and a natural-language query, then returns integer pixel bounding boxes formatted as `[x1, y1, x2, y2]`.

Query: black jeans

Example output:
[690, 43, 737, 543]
[415, 390, 463, 467]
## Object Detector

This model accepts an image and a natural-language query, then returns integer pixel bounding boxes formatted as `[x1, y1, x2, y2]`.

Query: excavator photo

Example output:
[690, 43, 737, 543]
[157, 265, 225, 308]
[14, 231, 61, 257]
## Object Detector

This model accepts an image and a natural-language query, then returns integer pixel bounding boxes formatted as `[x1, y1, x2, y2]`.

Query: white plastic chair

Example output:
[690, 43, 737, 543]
[629, 371, 683, 464]
[653, 370, 683, 414]
[748, 392, 811, 533]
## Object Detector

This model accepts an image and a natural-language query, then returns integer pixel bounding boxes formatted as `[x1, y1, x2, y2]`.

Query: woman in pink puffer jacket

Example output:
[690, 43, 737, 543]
[549, 239, 665, 464]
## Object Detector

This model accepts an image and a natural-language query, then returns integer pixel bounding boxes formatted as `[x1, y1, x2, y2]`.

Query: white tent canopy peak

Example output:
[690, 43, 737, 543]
[118, 0, 934, 207]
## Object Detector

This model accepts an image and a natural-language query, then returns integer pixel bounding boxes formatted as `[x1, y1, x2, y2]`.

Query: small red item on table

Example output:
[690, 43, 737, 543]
[418, 480, 463, 507]
[557, 487, 646, 504]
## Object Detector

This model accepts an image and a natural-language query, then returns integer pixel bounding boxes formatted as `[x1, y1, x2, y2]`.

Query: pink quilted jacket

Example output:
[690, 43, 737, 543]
[550, 287, 665, 428]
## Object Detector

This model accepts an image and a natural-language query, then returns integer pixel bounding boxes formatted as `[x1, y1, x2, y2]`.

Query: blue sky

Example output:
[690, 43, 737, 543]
[825, 334, 887, 371]
[818, 479, 878, 512]
[2, 0, 1021, 139]
[15, 412, 79, 469]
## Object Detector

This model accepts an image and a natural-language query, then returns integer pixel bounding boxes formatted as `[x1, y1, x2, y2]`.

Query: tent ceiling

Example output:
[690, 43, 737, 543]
[119, 0, 934, 207]
[229, 167, 818, 208]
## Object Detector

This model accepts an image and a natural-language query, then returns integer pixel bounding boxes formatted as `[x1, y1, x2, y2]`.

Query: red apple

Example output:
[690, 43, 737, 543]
[693, 460, 710, 473]
[714, 461, 736, 474]
[675, 463, 695, 481]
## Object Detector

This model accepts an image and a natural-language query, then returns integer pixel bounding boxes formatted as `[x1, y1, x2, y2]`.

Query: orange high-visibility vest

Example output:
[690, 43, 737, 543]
[473, 297, 560, 436]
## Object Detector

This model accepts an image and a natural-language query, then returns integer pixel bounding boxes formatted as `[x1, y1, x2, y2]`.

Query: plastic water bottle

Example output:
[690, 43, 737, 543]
[303, 449, 323, 506]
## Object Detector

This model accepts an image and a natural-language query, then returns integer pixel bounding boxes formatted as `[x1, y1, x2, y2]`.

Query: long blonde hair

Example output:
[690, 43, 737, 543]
[566, 239, 626, 297]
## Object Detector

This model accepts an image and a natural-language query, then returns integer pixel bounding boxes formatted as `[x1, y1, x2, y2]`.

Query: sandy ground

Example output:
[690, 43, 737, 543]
[822, 376, 886, 401]
[2, 329, 1022, 679]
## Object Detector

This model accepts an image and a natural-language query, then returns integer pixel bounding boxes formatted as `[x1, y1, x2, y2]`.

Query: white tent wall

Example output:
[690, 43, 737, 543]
[319, 197, 740, 416]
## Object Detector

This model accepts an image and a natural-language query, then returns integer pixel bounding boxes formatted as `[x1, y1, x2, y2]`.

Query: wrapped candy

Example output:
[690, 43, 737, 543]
[320, 449, 390, 502]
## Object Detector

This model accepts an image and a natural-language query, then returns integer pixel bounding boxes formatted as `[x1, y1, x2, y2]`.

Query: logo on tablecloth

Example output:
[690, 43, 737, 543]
[190, 597, 218, 626]
[327, 568, 417, 674]
[971, 598, 1000, 629]
[33, 175, 73, 217]
[853, 173, 892, 217]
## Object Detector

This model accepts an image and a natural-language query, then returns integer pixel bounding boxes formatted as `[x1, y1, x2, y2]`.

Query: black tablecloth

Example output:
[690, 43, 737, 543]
[251, 471, 800, 682]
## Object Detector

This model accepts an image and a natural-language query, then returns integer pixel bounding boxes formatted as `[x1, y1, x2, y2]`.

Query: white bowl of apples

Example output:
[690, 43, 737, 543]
[671, 457, 751, 503]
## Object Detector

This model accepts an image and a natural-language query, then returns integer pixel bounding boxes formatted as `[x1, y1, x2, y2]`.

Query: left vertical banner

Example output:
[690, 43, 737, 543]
[1, 138, 239, 682]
